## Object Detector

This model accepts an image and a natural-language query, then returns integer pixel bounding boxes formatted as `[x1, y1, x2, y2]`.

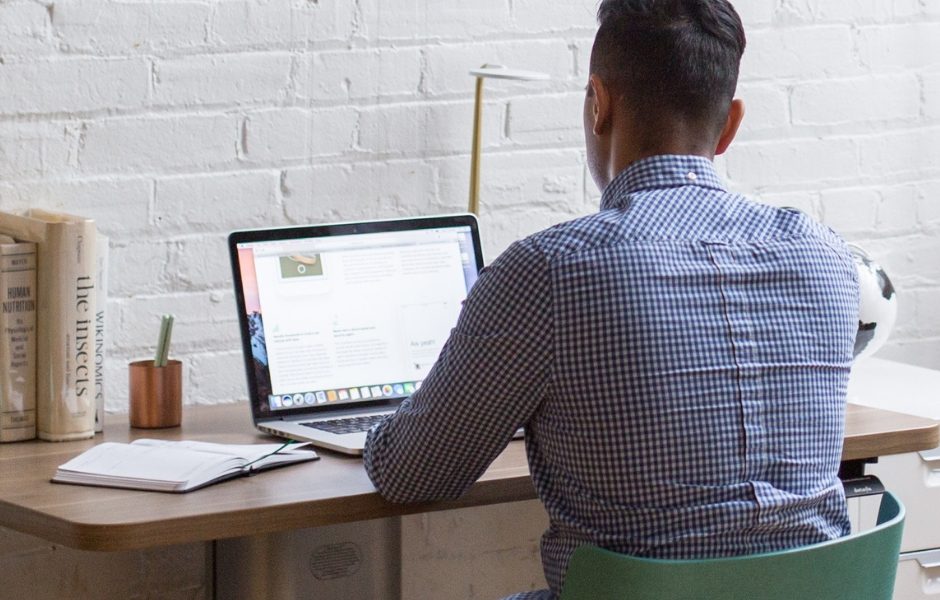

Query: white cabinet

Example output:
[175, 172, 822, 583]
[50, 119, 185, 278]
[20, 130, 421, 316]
[849, 359, 940, 600]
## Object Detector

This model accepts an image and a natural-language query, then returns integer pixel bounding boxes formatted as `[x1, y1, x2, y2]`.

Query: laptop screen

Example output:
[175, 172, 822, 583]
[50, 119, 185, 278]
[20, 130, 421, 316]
[230, 215, 483, 419]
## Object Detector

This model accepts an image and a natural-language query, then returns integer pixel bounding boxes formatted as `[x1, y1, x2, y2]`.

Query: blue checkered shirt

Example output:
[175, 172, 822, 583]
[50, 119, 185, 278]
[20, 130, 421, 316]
[364, 155, 858, 598]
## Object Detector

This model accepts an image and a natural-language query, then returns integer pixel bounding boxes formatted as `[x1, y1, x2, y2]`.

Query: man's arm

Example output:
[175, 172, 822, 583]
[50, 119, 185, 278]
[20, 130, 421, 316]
[363, 238, 552, 503]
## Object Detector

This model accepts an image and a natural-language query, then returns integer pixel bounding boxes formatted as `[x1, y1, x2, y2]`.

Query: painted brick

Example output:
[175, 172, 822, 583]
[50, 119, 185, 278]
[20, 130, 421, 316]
[858, 127, 940, 176]
[791, 74, 921, 126]
[0, 1, 54, 56]
[78, 114, 239, 174]
[509, 0, 596, 33]
[108, 238, 175, 296]
[154, 170, 281, 232]
[507, 93, 584, 146]
[734, 83, 790, 138]
[424, 40, 569, 98]
[908, 289, 940, 337]
[186, 351, 250, 404]
[299, 0, 359, 44]
[428, 156, 476, 216]
[240, 106, 358, 164]
[775, 0, 921, 24]
[924, 72, 940, 121]
[0, 121, 72, 178]
[357, 0, 512, 41]
[889, 286, 940, 344]
[819, 187, 880, 234]
[915, 181, 940, 228]
[816, 0, 922, 22]
[0, 57, 149, 116]
[357, 103, 427, 157]
[734, 0, 776, 26]
[167, 233, 238, 292]
[479, 150, 584, 211]
[857, 23, 940, 71]
[53, 1, 210, 54]
[154, 52, 293, 107]
[0, 178, 151, 237]
[210, 0, 356, 47]
[112, 291, 240, 355]
[282, 160, 438, 224]
[741, 26, 862, 82]
[358, 100, 503, 158]
[573, 36, 594, 80]
[874, 184, 920, 232]
[725, 137, 859, 188]
[306, 47, 422, 102]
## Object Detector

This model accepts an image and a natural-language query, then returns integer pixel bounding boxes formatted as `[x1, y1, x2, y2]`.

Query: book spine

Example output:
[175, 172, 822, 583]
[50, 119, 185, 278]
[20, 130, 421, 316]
[0, 243, 37, 442]
[94, 235, 108, 433]
[38, 220, 96, 441]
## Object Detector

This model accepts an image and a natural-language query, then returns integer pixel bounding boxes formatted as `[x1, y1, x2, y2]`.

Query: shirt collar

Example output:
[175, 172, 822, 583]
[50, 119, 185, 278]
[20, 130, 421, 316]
[600, 155, 727, 211]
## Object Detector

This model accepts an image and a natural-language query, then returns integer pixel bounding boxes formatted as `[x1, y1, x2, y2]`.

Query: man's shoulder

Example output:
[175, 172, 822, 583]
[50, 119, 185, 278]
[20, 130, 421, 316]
[522, 210, 628, 261]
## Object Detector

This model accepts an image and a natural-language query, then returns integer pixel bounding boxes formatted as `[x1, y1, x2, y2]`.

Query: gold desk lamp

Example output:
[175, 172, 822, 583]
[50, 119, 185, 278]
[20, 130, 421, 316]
[468, 64, 550, 215]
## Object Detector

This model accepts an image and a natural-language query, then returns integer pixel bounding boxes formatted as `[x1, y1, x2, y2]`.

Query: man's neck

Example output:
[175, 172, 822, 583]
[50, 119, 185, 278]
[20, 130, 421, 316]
[609, 136, 715, 185]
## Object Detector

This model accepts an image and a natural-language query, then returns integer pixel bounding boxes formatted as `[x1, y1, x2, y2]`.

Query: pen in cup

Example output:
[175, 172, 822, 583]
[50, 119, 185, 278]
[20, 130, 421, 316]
[130, 314, 181, 428]
[154, 314, 174, 367]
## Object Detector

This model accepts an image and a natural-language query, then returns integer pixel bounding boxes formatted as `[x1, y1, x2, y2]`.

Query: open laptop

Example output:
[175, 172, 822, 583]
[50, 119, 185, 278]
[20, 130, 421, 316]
[228, 214, 484, 455]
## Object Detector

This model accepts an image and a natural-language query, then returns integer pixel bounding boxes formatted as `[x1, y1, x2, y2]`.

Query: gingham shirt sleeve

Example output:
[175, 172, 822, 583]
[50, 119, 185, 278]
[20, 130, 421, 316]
[363, 237, 552, 503]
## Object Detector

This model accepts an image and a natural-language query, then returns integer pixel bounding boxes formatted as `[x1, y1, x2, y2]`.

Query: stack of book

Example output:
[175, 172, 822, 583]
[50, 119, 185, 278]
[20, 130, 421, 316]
[0, 209, 108, 442]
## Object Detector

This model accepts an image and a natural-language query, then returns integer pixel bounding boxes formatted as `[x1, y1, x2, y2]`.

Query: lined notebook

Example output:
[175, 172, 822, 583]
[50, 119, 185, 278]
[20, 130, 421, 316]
[52, 439, 318, 493]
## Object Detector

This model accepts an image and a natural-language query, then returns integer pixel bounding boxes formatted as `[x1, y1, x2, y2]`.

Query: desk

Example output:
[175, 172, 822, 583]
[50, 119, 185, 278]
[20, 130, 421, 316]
[0, 363, 937, 599]
[0, 401, 935, 553]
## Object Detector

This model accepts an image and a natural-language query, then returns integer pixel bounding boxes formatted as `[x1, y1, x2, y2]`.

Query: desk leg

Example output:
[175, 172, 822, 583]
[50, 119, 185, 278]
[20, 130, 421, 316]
[214, 517, 402, 600]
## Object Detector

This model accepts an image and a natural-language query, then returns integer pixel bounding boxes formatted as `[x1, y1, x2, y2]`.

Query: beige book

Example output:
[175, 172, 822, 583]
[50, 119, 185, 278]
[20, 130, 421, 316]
[0, 210, 97, 441]
[0, 239, 37, 442]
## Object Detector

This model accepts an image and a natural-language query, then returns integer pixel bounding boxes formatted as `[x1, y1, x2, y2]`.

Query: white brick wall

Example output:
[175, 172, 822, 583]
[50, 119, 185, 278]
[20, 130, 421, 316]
[0, 0, 936, 448]
[1, 1, 939, 596]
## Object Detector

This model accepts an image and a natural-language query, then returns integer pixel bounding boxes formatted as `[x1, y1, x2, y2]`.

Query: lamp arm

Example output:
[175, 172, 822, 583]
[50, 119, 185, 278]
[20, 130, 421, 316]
[468, 75, 485, 215]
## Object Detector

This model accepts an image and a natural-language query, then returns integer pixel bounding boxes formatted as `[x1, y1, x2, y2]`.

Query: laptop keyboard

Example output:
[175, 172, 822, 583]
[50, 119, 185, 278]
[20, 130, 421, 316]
[301, 414, 388, 435]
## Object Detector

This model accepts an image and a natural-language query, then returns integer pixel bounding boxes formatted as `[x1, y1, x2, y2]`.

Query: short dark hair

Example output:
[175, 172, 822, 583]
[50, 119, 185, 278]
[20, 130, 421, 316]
[591, 0, 745, 136]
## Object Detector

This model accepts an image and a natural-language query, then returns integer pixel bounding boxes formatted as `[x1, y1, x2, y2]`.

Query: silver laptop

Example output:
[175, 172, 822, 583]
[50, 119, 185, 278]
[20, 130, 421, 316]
[229, 215, 484, 455]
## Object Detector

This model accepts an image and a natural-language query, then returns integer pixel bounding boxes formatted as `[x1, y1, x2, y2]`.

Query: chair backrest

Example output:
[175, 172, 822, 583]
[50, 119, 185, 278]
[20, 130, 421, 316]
[560, 492, 905, 600]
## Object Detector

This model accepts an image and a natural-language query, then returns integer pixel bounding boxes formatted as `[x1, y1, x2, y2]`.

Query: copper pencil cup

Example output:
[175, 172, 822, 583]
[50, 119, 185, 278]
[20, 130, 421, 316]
[129, 359, 182, 428]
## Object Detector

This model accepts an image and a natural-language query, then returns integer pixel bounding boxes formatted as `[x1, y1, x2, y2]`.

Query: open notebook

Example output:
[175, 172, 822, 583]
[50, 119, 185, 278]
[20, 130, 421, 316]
[51, 439, 317, 493]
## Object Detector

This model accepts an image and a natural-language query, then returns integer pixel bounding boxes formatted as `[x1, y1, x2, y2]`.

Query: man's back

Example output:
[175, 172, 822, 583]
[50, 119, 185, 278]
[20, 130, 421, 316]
[524, 155, 856, 591]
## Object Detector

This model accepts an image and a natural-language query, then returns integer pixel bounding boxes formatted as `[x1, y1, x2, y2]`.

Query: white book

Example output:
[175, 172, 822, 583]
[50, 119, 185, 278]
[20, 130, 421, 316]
[52, 439, 318, 493]
[94, 235, 108, 433]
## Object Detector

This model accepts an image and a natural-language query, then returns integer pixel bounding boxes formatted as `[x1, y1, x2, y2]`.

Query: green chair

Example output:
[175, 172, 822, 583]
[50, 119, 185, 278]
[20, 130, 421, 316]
[560, 492, 904, 600]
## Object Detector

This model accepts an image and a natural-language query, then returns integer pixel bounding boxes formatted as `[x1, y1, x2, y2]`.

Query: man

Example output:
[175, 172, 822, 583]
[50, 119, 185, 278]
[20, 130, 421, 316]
[364, 1, 859, 598]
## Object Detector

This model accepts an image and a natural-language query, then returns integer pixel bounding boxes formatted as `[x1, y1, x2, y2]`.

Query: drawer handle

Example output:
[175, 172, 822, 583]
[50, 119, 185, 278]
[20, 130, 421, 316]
[904, 549, 940, 569]
[917, 558, 940, 569]
[920, 448, 940, 463]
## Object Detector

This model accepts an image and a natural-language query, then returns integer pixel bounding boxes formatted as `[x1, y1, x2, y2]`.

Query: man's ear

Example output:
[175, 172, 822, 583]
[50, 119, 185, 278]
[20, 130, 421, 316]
[715, 98, 744, 156]
[588, 74, 612, 136]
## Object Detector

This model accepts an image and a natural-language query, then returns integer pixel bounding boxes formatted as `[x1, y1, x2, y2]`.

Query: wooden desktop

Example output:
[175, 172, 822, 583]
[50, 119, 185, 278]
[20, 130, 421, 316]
[0, 396, 935, 552]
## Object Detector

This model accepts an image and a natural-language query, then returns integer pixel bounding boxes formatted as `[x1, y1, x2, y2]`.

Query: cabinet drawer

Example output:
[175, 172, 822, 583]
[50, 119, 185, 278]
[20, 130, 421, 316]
[865, 449, 940, 552]
[894, 549, 940, 599]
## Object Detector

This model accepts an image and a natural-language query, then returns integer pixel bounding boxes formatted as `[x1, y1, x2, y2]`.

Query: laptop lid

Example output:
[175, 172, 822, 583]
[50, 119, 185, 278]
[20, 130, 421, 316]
[229, 214, 484, 428]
